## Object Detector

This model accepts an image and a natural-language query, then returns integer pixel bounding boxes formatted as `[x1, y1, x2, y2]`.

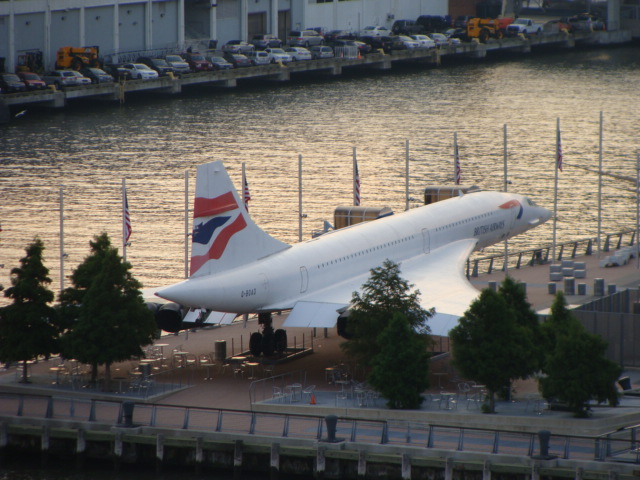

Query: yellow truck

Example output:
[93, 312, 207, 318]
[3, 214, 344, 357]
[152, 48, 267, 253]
[466, 17, 513, 42]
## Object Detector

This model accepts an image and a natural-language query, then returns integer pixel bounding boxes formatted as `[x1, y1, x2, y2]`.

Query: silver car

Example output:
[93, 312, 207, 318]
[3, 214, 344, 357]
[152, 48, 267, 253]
[309, 46, 334, 60]
[287, 30, 324, 47]
[165, 55, 191, 75]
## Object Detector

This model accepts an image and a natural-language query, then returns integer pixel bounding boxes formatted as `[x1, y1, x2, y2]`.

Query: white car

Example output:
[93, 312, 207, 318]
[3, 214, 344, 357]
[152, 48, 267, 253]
[410, 34, 436, 49]
[68, 70, 92, 85]
[122, 63, 160, 80]
[284, 47, 312, 61]
[264, 48, 292, 64]
[428, 33, 452, 47]
[245, 50, 271, 66]
[397, 35, 421, 49]
[360, 25, 390, 37]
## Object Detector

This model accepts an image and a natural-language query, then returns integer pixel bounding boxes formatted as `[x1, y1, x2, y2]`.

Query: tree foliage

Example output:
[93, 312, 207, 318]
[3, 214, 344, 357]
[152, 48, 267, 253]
[58, 233, 158, 389]
[0, 238, 60, 383]
[340, 259, 433, 369]
[368, 312, 430, 409]
[450, 286, 535, 412]
[539, 292, 621, 417]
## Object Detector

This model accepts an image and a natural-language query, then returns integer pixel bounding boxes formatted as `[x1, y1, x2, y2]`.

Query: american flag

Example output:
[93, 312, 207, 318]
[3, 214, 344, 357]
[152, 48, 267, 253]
[123, 188, 132, 244]
[354, 159, 361, 206]
[454, 142, 461, 185]
[242, 169, 251, 211]
[556, 128, 563, 172]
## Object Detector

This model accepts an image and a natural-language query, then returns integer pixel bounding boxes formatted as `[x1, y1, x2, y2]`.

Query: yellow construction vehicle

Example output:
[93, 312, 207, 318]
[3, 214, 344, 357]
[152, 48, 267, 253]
[55, 46, 101, 70]
[466, 18, 513, 43]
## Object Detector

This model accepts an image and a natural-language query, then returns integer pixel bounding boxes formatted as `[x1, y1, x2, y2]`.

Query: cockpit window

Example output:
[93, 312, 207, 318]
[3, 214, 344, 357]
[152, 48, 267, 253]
[526, 198, 538, 207]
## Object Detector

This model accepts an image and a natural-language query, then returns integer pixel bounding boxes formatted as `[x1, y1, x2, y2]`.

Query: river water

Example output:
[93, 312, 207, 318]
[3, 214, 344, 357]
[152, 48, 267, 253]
[0, 42, 639, 479]
[1, 45, 640, 298]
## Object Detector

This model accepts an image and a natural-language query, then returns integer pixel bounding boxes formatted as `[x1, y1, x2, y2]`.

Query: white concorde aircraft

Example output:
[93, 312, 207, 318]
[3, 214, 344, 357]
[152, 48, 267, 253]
[156, 160, 552, 336]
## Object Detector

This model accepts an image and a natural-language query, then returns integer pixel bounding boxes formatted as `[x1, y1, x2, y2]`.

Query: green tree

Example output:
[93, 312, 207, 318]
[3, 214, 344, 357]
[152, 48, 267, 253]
[59, 233, 158, 390]
[539, 292, 621, 417]
[450, 287, 533, 413]
[340, 259, 433, 369]
[0, 239, 60, 383]
[497, 276, 543, 396]
[368, 312, 430, 409]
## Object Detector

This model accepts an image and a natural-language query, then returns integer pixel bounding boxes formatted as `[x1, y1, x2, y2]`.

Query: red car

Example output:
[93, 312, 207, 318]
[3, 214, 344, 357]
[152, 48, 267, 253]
[17, 71, 46, 90]
[182, 52, 214, 72]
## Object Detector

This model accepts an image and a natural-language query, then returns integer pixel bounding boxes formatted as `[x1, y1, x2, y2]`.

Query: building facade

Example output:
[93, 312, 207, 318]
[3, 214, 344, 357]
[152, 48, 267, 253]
[0, 0, 449, 72]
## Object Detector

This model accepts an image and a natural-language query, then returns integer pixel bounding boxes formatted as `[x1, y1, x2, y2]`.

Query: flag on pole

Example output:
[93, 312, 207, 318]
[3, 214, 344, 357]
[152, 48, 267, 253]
[123, 187, 132, 245]
[242, 164, 251, 211]
[354, 158, 361, 206]
[454, 136, 461, 185]
[556, 124, 563, 172]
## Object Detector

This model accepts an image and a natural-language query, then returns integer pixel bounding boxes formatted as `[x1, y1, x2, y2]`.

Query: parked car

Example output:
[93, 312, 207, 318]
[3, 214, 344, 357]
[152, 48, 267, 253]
[309, 45, 334, 59]
[324, 30, 356, 42]
[568, 13, 606, 32]
[396, 35, 421, 49]
[207, 55, 234, 70]
[264, 47, 292, 64]
[359, 25, 390, 37]
[104, 64, 134, 81]
[410, 35, 436, 49]
[445, 28, 467, 42]
[250, 34, 282, 49]
[428, 33, 453, 47]
[391, 19, 424, 35]
[454, 15, 472, 29]
[79, 67, 114, 84]
[164, 54, 192, 75]
[68, 70, 92, 85]
[287, 30, 324, 47]
[222, 40, 255, 54]
[245, 50, 271, 66]
[42, 70, 82, 89]
[416, 15, 452, 33]
[0, 73, 27, 93]
[182, 52, 214, 72]
[284, 47, 312, 61]
[120, 63, 159, 80]
[222, 52, 252, 68]
[17, 72, 47, 90]
[359, 35, 393, 53]
[136, 57, 175, 76]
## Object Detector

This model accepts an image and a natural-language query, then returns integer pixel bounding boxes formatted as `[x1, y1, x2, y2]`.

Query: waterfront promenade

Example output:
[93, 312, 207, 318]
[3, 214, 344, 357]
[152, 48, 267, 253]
[2, 246, 640, 431]
[2, 249, 640, 478]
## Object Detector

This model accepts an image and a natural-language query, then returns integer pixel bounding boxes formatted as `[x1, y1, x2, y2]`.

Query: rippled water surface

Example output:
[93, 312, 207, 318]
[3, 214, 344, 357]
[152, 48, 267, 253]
[1, 45, 640, 297]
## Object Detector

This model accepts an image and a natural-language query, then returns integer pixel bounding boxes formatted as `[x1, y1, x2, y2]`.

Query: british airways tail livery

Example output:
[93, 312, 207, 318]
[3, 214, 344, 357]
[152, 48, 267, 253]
[156, 160, 552, 336]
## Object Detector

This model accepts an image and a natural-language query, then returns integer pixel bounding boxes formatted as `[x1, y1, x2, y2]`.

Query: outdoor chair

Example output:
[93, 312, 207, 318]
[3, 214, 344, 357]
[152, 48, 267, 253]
[302, 384, 316, 403]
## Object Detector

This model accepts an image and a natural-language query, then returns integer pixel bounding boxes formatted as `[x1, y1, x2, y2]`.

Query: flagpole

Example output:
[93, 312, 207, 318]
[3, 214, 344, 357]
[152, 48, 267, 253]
[597, 111, 603, 257]
[405, 139, 410, 211]
[298, 154, 304, 242]
[122, 178, 127, 262]
[552, 118, 561, 265]
[184, 170, 189, 279]
[353, 147, 358, 206]
[503, 124, 508, 275]
[59, 186, 65, 293]
[453, 132, 459, 185]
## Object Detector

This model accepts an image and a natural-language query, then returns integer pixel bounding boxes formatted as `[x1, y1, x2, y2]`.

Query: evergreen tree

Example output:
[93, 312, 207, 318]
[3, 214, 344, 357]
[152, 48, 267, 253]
[539, 292, 621, 417]
[340, 259, 433, 369]
[368, 312, 430, 409]
[59, 233, 158, 390]
[0, 239, 60, 383]
[450, 287, 533, 412]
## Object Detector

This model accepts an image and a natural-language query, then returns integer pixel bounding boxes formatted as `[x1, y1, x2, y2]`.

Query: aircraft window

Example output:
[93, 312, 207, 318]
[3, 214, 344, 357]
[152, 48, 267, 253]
[527, 198, 537, 206]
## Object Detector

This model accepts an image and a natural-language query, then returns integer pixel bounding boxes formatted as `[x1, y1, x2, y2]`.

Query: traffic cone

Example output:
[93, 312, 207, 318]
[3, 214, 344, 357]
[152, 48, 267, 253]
[310, 394, 316, 405]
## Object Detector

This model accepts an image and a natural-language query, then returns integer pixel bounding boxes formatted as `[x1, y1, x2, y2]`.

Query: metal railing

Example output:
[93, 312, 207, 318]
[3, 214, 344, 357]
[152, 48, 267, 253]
[1, 392, 638, 464]
[467, 229, 637, 278]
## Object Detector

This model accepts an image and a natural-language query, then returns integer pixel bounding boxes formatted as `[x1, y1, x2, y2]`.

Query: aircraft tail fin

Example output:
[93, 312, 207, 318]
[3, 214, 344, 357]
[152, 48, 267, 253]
[190, 161, 289, 277]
